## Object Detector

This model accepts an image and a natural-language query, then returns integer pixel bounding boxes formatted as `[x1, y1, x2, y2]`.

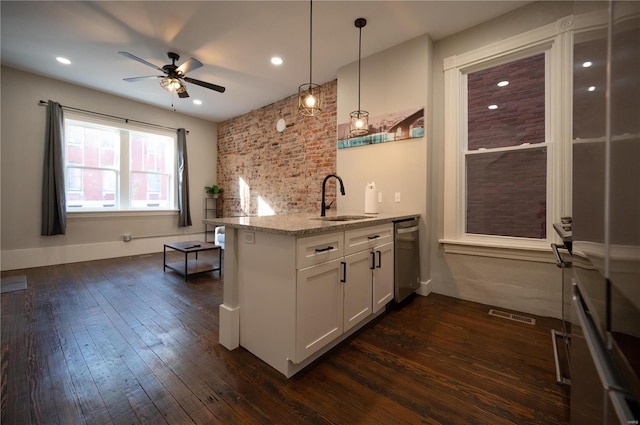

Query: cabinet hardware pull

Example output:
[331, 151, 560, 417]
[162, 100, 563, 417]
[340, 261, 346, 283]
[376, 250, 382, 268]
[367, 235, 380, 240]
[314, 246, 333, 253]
[370, 251, 375, 270]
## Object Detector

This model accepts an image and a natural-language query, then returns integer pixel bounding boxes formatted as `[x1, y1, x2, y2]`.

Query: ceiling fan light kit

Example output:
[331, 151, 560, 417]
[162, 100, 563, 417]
[349, 17, 369, 136]
[298, 0, 322, 117]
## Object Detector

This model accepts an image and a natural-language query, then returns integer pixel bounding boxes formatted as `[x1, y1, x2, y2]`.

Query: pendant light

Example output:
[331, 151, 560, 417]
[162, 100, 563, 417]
[349, 18, 369, 136]
[298, 0, 323, 116]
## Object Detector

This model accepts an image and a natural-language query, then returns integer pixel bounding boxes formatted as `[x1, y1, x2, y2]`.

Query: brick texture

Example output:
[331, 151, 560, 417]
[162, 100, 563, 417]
[466, 54, 547, 238]
[217, 80, 338, 217]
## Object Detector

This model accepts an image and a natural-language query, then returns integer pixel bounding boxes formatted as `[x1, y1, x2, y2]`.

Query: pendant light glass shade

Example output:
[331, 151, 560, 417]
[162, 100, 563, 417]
[160, 77, 186, 94]
[298, 0, 323, 116]
[350, 17, 368, 136]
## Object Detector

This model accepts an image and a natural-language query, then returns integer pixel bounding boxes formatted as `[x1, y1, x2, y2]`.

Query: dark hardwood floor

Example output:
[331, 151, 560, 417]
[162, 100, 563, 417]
[2, 251, 569, 424]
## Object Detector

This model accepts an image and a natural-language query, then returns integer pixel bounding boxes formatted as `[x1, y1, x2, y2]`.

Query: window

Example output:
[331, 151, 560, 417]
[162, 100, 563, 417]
[64, 117, 176, 211]
[466, 54, 547, 239]
[442, 17, 574, 257]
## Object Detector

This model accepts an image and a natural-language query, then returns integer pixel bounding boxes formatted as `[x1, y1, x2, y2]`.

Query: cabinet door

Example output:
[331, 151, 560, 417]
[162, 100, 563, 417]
[343, 250, 373, 332]
[296, 258, 343, 363]
[373, 242, 394, 313]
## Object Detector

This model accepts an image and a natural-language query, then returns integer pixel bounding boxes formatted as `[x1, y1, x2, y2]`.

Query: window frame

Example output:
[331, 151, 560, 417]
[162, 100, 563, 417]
[63, 113, 178, 214]
[440, 16, 574, 261]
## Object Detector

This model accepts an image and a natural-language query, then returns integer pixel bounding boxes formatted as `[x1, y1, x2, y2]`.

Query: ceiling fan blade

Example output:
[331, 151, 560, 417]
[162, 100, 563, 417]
[118, 51, 165, 73]
[123, 75, 162, 82]
[184, 77, 226, 93]
[178, 90, 190, 99]
[177, 57, 203, 76]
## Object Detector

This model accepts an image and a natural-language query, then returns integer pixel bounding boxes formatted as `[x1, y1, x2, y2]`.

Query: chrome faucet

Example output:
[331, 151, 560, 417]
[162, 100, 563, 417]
[321, 174, 346, 216]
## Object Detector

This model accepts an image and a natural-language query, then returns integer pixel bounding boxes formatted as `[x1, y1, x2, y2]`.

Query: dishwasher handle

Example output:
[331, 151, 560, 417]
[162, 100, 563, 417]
[396, 225, 419, 234]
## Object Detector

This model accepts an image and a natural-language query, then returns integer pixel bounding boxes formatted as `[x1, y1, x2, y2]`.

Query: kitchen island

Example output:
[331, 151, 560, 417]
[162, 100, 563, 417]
[203, 212, 419, 377]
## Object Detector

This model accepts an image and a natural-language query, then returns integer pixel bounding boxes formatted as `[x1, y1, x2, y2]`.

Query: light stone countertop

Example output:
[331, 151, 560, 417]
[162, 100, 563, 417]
[202, 212, 420, 236]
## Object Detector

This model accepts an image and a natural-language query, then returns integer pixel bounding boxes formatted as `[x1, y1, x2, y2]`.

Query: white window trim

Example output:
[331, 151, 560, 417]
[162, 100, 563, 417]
[440, 16, 575, 262]
[64, 112, 178, 214]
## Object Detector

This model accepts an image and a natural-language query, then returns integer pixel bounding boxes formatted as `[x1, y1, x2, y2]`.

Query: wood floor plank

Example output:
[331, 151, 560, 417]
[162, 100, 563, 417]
[1, 289, 31, 425]
[1, 253, 569, 424]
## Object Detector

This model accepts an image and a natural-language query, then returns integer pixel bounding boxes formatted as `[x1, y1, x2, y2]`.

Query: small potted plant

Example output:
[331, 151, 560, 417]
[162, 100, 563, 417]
[205, 184, 223, 198]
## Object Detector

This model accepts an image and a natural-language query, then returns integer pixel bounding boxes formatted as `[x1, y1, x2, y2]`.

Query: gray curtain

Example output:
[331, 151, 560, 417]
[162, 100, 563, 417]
[41, 100, 67, 235]
[177, 128, 192, 227]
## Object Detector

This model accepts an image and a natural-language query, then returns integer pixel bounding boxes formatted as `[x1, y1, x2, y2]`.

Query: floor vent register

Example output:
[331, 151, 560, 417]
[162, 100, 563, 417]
[488, 309, 536, 325]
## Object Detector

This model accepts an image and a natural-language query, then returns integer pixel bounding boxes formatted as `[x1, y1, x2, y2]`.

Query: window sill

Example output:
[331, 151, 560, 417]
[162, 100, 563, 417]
[439, 238, 556, 263]
[67, 209, 179, 219]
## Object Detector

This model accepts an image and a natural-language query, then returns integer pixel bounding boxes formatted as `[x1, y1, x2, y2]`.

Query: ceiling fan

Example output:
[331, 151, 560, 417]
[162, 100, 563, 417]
[119, 51, 226, 98]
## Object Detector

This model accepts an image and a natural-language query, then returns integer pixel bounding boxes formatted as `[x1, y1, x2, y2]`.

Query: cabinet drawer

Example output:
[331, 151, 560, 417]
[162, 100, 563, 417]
[296, 231, 344, 269]
[345, 224, 393, 255]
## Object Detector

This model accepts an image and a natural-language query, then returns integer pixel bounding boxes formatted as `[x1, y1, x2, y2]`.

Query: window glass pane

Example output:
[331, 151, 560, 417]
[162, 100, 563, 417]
[66, 169, 118, 209]
[130, 131, 173, 173]
[67, 167, 83, 192]
[466, 147, 547, 238]
[130, 172, 169, 208]
[467, 54, 545, 150]
[100, 137, 116, 167]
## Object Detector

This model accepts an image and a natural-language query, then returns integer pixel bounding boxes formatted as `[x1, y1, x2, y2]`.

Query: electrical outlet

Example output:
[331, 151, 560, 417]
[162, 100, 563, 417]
[394, 192, 401, 202]
[244, 231, 255, 244]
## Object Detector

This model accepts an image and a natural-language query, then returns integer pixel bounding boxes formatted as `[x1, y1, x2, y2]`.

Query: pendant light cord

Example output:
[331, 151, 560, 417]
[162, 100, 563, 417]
[357, 23, 362, 111]
[309, 0, 313, 84]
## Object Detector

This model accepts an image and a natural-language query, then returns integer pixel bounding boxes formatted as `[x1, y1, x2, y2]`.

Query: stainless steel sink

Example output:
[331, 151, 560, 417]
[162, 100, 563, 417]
[311, 215, 373, 222]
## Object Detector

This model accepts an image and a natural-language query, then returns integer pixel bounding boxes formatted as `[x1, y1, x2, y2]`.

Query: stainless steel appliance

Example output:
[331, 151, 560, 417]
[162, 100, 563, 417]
[393, 217, 420, 303]
[551, 218, 573, 386]
[570, 1, 639, 423]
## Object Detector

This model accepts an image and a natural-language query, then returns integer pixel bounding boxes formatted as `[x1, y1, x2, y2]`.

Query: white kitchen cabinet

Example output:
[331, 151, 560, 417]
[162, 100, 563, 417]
[343, 249, 373, 332]
[295, 258, 344, 362]
[238, 222, 396, 377]
[344, 224, 395, 317]
[344, 223, 393, 255]
[372, 241, 394, 313]
[298, 224, 394, 346]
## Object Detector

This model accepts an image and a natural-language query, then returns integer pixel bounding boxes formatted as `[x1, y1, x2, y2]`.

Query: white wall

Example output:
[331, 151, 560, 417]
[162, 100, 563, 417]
[337, 1, 576, 319]
[429, 1, 575, 319]
[1, 66, 218, 270]
[336, 34, 432, 294]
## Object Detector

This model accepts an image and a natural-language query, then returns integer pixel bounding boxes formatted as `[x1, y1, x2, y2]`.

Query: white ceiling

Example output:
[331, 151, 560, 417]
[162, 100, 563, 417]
[1, 1, 530, 122]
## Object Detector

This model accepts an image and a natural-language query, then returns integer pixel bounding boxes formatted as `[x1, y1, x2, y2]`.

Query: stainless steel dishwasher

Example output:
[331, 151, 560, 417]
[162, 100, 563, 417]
[394, 217, 420, 303]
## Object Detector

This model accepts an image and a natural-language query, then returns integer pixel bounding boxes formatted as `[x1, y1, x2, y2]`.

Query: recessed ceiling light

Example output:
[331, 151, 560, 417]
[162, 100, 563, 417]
[488, 104, 498, 110]
[588, 86, 596, 92]
[193, 99, 202, 105]
[56, 57, 71, 65]
[582, 61, 593, 68]
[271, 57, 283, 65]
[497, 80, 509, 87]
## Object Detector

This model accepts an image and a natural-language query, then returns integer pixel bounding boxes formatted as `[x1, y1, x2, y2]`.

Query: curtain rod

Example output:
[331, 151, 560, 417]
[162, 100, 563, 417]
[38, 100, 188, 134]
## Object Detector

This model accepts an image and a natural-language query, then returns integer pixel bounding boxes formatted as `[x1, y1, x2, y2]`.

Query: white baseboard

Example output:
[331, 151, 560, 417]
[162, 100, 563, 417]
[0, 235, 202, 271]
[417, 279, 432, 296]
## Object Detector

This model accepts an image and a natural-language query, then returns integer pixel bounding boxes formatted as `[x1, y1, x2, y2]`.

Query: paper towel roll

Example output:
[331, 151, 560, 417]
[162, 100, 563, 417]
[364, 182, 378, 214]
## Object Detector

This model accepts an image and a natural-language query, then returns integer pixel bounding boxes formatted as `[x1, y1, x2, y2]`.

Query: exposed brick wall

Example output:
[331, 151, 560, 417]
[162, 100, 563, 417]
[468, 54, 545, 149]
[217, 80, 337, 217]
[466, 54, 547, 238]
